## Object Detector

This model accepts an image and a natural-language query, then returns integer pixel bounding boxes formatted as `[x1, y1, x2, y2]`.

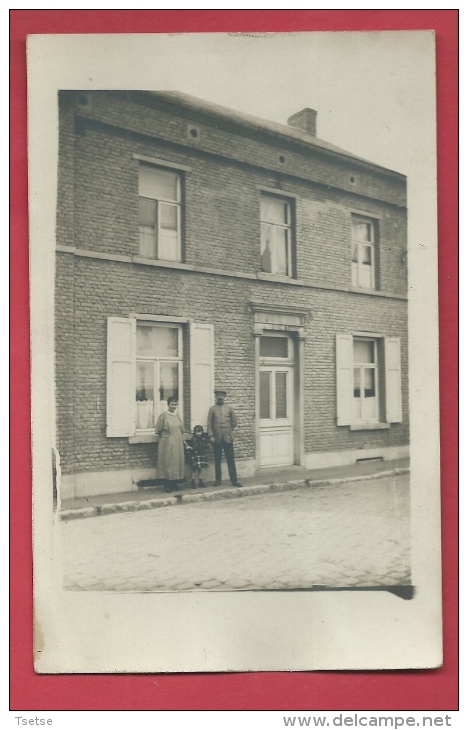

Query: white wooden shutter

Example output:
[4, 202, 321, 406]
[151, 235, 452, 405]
[190, 322, 214, 431]
[106, 317, 135, 437]
[385, 337, 402, 423]
[336, 333, 353, 426]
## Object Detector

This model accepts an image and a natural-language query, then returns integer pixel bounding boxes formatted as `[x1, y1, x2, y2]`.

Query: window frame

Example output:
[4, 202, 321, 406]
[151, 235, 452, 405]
[135, 322, 184, 434]
[259, 334, 294, 424]
[259, 333, 293, 362]
[260, 192, 294, 278]
[352, 336, 379, 424]
[138, 163, 183, 262]
[351, 213, 378, 290]
[259, 367, 292, 423]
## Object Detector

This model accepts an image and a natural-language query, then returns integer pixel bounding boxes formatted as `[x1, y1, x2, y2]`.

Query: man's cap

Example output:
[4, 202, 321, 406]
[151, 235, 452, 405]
[214, 388, 227, 395]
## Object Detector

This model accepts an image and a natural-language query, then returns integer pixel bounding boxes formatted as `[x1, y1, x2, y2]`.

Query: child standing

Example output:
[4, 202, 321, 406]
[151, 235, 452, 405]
[186, 424, 210, 488]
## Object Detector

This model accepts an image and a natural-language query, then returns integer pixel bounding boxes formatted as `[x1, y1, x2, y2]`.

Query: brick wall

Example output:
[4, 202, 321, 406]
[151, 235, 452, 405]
[56, 91, 409, 480]
[65, 91, 406, 207]
[55, 252, 75, 465]
[55, 255, 408, 475]
[67, 116, 407, 296]
[56, 97, 75, 248]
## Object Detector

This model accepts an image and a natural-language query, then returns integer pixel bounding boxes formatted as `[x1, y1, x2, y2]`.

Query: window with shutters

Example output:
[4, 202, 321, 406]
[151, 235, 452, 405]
[106, 317, 214, 439]
[260, 193, 294, 277]
[138, 164, 182, 261]
[336, 333, 402, 428]
[351, 214, 378, 290]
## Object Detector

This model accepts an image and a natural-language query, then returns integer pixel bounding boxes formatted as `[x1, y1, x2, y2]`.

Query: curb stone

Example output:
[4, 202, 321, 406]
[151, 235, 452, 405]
[58, 506, 97, 520]
[59, 467, 409, 521]
[198, 487, 240, 501]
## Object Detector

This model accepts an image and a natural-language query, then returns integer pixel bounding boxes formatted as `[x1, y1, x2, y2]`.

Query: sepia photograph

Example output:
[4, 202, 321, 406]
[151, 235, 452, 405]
[28, 30, 441, 673]
[57, 86, 410, 595]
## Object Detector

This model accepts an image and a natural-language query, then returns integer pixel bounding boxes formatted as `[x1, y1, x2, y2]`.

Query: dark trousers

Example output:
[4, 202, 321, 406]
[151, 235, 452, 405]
[213, 440, 238, 485]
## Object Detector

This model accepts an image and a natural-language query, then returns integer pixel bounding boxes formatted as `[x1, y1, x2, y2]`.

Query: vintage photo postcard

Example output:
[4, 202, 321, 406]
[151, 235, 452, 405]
[28, 31, 442, 673]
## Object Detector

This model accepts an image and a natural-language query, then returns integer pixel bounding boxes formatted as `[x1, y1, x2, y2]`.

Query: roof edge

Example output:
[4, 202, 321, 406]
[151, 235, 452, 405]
[134, 90, 407, 182]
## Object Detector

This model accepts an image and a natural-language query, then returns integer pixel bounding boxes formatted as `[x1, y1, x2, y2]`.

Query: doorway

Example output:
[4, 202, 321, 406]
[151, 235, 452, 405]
[259, 335, 295, 467]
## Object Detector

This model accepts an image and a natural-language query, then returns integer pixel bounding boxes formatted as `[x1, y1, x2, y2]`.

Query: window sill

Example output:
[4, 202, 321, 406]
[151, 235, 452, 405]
[257, 272, 296, 284]
[129, 434, 157, 444]
[349, 285, 378, 295]
[133, 255, 190, 269]
[129, 432, 192, 444]
[349, 422, 390, 431]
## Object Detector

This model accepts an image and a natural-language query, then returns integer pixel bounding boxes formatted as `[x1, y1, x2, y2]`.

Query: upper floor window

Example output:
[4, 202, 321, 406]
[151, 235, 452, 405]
[260, 194, 293, 277]
[138, 164, 181, 261]
[351, 214, 377, 289]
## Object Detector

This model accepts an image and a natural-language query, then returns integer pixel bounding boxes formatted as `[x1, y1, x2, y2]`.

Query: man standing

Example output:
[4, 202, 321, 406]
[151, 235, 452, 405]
[207, 389, 242, 487]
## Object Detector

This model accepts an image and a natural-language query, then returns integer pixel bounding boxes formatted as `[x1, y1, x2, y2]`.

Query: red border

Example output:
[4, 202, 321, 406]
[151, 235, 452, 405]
[10, 10, 458, 711]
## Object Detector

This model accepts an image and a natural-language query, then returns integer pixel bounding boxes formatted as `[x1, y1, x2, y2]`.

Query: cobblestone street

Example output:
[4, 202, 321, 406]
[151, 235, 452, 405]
[60, 474, 410, 592]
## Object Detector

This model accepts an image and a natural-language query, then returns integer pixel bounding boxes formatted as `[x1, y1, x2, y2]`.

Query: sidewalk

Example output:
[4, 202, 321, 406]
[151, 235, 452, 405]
[59, 457, 409, 521]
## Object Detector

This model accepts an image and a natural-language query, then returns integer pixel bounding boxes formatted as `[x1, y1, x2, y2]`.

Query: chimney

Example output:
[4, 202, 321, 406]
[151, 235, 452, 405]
[287, 108, 317, 137]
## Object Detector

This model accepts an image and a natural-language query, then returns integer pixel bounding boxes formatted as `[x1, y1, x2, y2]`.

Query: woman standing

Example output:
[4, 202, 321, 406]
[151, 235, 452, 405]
[155, 396, 186, 492]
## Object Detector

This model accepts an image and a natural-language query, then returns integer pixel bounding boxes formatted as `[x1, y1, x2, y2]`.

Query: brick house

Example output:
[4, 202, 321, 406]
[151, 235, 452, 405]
[56, 90, 409, 500]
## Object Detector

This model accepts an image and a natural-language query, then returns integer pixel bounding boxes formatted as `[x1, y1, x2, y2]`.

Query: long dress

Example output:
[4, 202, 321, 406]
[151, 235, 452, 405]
[155, 411, 185, 481]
